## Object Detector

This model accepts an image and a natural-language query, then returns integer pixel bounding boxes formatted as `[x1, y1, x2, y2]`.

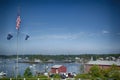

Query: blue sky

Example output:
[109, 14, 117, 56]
[0, 0, 120, 55]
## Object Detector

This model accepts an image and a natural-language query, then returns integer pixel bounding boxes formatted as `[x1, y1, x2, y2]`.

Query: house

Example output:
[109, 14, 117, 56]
[34, 59, 42, 63]
[84, 60, 120, 73]
[51, 65, 67, 74]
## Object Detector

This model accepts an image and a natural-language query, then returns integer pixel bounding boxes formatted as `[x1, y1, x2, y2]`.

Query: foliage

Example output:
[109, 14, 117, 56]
[88, 64, 120, 79]
[101, 68, 109, 78]
[75, 74, 90, 79]
[108, 64, 119, 71]
[89, 65, 103, 78]
[0, 78, 10, 80]
[37, 75, 50, 80]
[53, 74, 61, 79]
[17, 74, 22, 78]
[107, 64, 120, 79]
[23, 67, 33, 78]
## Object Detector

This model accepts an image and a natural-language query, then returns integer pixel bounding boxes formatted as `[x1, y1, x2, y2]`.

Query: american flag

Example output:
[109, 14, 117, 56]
[16, 15, 21, 30]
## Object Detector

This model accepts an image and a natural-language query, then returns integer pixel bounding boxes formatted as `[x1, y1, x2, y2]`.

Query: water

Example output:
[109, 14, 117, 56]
[0, 59, 81, 77]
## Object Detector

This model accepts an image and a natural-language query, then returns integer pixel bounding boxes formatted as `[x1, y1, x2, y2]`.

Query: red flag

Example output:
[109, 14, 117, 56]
[16, 15, 21, 30]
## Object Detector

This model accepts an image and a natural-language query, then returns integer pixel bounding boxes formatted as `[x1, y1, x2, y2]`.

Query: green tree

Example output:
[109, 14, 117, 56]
[101, 69, 109, 78]
[37, 75, 49, 80]
[53, 74, 61, 79]
[24, 67, 33, 78]
[89, 64, 120, 79]
[89, 65, 103, 78]
[75, 74, 90, 79]
[107, 64, 120, 79]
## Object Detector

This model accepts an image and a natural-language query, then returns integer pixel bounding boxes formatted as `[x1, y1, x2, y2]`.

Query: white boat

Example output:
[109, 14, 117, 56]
[29, 64, 36, 68]
[0, 72, 6, 78]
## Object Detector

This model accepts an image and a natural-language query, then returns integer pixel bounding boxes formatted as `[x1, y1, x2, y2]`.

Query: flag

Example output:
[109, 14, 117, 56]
[7, 34, 13, 40]
[25, 35, 30, 40]
[16, 15, 21, 30]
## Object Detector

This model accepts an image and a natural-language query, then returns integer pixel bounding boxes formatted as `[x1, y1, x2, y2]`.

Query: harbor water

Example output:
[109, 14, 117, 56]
[0, 59, 82, 77]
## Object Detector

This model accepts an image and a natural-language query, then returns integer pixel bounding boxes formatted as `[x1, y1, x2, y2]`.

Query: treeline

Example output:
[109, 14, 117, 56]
[0, 53, 120, 61]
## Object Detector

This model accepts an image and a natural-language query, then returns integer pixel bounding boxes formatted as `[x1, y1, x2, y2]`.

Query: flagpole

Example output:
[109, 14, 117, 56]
[16, 7, 21, 79]
[16, 29, 19, 79]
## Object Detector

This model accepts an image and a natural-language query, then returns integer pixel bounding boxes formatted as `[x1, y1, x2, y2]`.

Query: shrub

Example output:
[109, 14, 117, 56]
[37, 75, 51, 80]
[75, 74, 90, 79]
[24, 67, 33, 78]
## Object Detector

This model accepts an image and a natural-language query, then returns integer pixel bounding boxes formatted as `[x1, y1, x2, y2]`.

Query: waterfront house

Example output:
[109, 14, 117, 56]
[34, 59, 42, 63]
[85, 60, 120, 73]
[51, 65, 67, 74]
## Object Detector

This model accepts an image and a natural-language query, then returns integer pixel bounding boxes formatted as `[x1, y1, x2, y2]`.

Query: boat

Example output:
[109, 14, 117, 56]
[0, 72, 6, 78]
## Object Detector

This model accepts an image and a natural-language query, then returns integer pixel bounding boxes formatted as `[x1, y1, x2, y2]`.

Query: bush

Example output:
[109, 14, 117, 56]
[53, 74, 61, 79]
[38, 75, 49, 80]
[88, 64, 120, 79]
[89, 65, 103, 78]
[24, 67, 33, 78]
[0, 78, 10, 80]
[75, 74, 90, 79]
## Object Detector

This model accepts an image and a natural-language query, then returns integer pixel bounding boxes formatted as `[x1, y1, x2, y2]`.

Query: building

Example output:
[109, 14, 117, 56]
[85, 60, 120, 73]
[34, 59, 42, 63]
[51, 65, 67, 74]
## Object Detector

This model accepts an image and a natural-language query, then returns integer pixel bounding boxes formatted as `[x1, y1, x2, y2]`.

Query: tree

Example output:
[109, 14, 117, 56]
[89, 64, 120, 79]
[89, 65, 103, 78]
[75, 74, 90, 79]
[24, 67, 33, 78]
[107, 64, 120, 79]
[38, 75, 49, 80]
[53, 74, 61, 79]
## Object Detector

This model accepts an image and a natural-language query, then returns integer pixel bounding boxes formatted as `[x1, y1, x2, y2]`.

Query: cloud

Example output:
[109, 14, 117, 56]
[31, 32, 86, 40]
[102, 30, 109, 34]
[32, 30, 112, 41]
[33, 34, 78, 40]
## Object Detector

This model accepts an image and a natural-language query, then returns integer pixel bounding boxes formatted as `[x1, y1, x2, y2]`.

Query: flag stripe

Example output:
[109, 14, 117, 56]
[16, 16, 21, 30]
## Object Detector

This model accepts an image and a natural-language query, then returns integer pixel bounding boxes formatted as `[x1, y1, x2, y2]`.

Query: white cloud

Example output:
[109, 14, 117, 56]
[31, 32, 86, 40]
[102, 30, 109, 34]
[32, 31, 111, 41]
[46, 32, 88, 40]
[38, 34, 78, 40]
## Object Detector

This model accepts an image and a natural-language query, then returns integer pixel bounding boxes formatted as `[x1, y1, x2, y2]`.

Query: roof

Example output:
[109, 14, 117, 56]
[86, 60, 120, 66]
[52, 65, 63, 68]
